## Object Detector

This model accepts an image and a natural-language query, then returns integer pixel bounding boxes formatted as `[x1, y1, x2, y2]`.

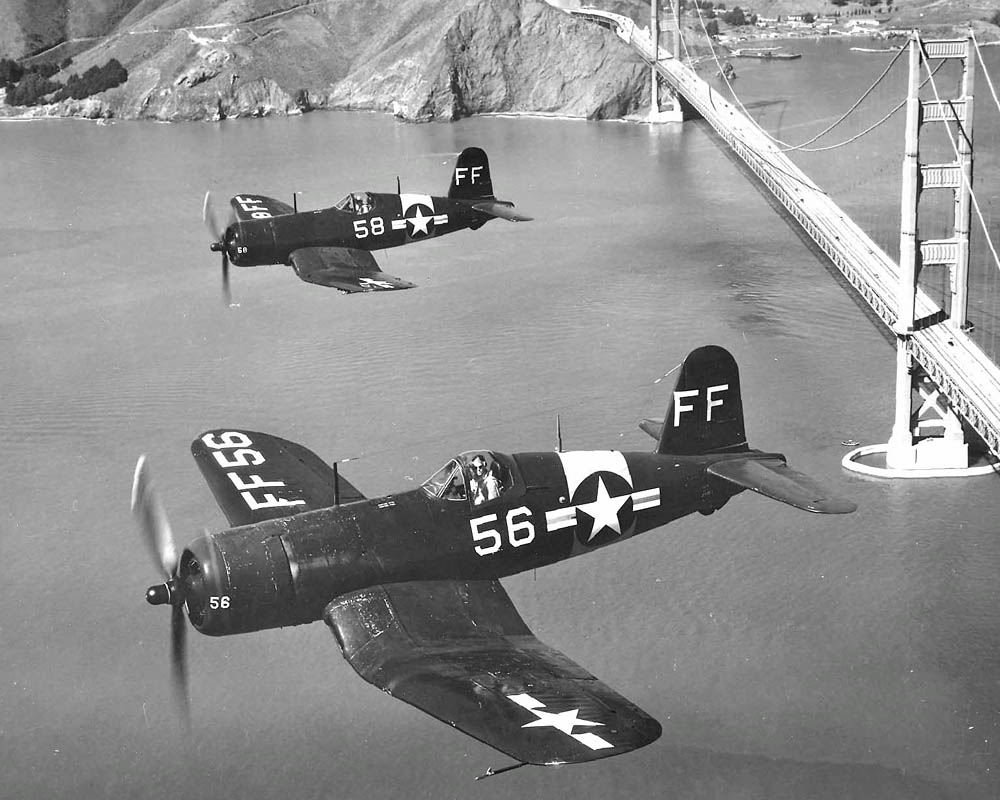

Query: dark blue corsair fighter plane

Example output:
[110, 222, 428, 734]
[203, 147, 531, 302]
[133, 346, 855, 772]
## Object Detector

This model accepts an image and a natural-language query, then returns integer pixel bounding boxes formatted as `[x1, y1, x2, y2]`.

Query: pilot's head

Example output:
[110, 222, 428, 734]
[471, 455, 487, 476]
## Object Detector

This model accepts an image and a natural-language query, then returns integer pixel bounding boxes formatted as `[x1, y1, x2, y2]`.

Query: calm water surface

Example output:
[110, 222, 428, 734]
[2, 40, 998, 800]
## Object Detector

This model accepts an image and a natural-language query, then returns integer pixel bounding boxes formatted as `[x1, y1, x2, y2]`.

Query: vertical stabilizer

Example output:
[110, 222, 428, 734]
[448, 147, 494, 200]
[650, 345, 748, 455]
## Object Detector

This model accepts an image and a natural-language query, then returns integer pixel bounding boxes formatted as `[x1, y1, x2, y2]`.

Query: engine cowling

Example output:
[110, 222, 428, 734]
[177, 529, 306, 636]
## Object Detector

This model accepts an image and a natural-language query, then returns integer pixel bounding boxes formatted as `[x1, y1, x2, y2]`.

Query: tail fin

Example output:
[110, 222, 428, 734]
[448, 147, 494, 201]
[640, 345, 857, 514]
[641, 345, 748, 456]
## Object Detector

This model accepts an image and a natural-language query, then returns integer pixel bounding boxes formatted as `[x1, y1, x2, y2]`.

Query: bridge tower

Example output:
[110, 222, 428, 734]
[648, 0, 684, 122]
[885, 34, 977, 472]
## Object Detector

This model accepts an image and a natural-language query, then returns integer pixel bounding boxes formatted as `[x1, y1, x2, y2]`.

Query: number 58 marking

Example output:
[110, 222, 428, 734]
[353, 217, 385, 238]
[470, 507, 534, 556]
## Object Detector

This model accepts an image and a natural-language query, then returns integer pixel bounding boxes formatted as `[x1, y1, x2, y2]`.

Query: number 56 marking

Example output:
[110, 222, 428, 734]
[470, 507, 534, 556]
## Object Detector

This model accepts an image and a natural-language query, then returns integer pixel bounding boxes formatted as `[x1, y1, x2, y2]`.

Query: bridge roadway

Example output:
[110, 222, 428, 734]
[571, 8, 1000, 458]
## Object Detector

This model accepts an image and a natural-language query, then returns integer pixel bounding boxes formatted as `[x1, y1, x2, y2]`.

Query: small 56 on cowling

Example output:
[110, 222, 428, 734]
[134, 345, 855, 771]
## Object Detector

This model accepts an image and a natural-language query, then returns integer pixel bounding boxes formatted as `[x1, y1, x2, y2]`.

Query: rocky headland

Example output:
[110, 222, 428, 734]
[0, 0, 652, 122]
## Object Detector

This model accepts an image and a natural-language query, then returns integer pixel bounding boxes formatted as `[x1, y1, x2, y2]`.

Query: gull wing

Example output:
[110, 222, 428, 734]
[191, 429, 365, 527]
[288, 248, 416, 293]
[324, 579, 661, 766]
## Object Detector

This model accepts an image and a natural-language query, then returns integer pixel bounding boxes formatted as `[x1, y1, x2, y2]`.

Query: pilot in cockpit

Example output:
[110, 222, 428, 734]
[354, 193, 372, 215]
[469, 455, 501, 506]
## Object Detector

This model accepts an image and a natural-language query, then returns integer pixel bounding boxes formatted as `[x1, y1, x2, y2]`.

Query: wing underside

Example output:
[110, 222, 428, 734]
[324, 579, 661, 766]
[191, 429, 365, 527]
[289, 248, 415, 293]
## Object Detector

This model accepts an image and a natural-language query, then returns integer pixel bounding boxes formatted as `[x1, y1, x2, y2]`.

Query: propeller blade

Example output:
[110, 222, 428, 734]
[222, 251, 231, 306]
[171, 603, 191, 731]
[131, 456, 177, 579]
[203, 190, 224, 241]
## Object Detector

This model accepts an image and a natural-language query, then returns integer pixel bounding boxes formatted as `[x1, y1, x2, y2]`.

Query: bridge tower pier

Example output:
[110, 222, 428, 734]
[845, 35, 991, 477]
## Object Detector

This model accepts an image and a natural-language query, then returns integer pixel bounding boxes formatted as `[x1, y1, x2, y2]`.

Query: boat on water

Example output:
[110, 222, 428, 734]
[730, 47, 802, 59]
[730, 47, 802, 61]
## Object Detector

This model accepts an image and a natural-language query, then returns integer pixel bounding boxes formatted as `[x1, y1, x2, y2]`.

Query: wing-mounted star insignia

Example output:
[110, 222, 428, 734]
[507, 693, 614, 751]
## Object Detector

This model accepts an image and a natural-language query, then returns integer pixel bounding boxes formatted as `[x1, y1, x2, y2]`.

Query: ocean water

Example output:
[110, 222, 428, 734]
[1, 39, 998, 799]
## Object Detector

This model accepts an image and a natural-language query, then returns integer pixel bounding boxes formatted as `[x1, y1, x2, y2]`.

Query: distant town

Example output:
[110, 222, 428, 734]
[673, 1, 916, 44]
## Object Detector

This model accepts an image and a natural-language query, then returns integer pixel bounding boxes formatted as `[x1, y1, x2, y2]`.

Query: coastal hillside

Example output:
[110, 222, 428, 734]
[1, 0, 651, 122]
[0, 0, 144, 59]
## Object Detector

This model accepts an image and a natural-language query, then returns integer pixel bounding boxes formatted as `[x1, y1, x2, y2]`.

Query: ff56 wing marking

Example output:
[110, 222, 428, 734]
[191, 429, 365, 527]
[325, 579, 661, 766]
[203, 146, 530, 302]
[135, 346, 855, 774]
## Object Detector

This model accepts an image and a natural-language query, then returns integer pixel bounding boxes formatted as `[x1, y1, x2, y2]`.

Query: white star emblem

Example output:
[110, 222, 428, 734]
[507, 693, 614, 751]
[522, 706, 603, 735]
[576, 476, 629, 541]
[407, 207, 431, 236]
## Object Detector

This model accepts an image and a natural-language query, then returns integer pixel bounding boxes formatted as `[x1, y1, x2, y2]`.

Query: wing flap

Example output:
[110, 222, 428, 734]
[707, 456, 857, 514]
[229, 194, 295, 221]
[325, 580, 661, 765]
[289, 248, 416, 293]
[191, 429, 365, 527]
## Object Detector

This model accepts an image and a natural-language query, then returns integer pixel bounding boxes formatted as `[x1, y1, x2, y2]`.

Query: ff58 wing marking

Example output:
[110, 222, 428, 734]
[325, 579, 661, 766]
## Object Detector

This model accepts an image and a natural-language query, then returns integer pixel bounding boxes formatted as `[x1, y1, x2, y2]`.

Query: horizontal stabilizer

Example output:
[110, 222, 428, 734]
[639, 418, 664, 442]
[471, 200, 533, 222]
[707, 457, 856, 514]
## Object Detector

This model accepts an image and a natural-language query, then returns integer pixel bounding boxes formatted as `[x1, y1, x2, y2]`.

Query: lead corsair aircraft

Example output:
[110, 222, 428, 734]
[203, 146, 530, 302]
[133, 345, 855, 773]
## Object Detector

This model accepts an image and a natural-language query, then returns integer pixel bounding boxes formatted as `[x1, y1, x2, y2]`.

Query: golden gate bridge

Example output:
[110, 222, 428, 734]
[570, 5, 1000, 478]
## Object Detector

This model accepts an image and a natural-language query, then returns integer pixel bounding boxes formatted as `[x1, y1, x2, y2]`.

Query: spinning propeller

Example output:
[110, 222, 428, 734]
[203, 191, 236, 306]
[131, 456, 191, 728]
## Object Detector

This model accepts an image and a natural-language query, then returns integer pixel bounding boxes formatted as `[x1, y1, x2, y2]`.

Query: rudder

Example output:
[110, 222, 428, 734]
[644, 345, 748, 455]
[447, 147, 494, 201]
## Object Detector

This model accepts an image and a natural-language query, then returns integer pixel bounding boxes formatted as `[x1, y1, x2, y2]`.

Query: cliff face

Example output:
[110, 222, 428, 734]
[323, 0, 649, 121]
[2, 0, 649, 123]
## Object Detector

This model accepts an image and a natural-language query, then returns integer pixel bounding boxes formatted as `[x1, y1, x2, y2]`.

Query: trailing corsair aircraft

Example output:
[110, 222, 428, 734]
[202, 146, 531, 301]
[133, 345, 854, 773]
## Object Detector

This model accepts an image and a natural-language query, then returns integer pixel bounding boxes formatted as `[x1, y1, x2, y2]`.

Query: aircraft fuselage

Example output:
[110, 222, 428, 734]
[227, 192, 489, 268]
[182, 448, 767, 638]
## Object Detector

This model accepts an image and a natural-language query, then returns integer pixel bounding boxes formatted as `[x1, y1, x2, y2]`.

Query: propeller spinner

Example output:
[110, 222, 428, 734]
[203, 191, 236, 306]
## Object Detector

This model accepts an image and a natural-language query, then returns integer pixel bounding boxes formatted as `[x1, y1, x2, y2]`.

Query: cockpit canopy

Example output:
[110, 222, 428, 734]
[421, 451, 511, 506]
[335, 192, 376, 215]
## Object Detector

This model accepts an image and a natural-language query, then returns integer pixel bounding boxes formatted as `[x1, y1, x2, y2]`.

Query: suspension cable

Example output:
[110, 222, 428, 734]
[923, 44, 1000, 277]
[973, 36, 1000, 115]
[690, 5, 909, 153]
[790, 61, 947, 152]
